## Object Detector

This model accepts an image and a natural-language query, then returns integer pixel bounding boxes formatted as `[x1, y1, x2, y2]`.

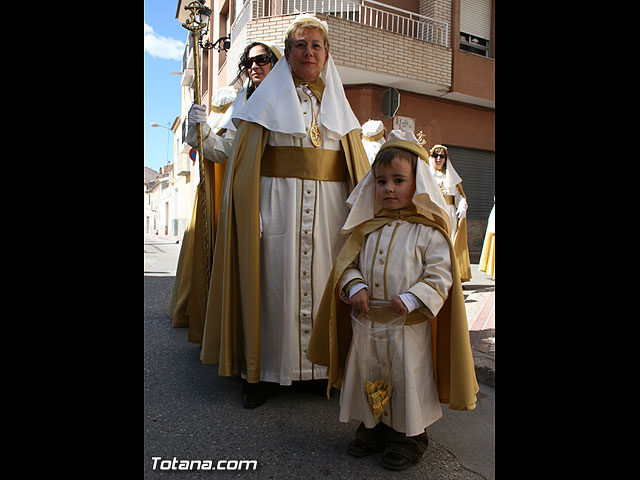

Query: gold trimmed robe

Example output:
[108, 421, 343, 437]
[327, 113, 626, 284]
[306, 208, 479, 411]
[199, 118, 370, 384]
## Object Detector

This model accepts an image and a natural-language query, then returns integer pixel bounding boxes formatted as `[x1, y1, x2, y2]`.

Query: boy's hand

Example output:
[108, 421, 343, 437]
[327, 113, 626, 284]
[389, 296, 409, 315]
[349, 289, 370, 314]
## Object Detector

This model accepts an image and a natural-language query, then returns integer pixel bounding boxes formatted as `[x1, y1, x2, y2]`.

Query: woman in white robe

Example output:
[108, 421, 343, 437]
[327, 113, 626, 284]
[428, 145, 471, 282]
[199, 15, 370, 408]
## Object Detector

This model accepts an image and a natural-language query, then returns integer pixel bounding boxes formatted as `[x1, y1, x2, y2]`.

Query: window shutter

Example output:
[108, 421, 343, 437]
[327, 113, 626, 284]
[460, 0, 491, 40]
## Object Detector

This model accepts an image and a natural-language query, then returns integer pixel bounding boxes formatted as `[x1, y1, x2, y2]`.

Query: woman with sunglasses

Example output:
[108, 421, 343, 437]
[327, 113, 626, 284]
[184, 42, 282, 164]
[170, 42, 281, 341]
[428, 144, 471, 282]
[236, 42, 281, 98]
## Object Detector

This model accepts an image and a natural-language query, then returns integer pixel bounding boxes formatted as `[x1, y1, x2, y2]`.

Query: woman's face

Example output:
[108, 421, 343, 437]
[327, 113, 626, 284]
[246, 45, 273, 87]
[432, 149, 447, 170]
[285, 27, 328, 82]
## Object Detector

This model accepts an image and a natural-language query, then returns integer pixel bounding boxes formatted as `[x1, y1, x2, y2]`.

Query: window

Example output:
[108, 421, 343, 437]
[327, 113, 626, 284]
[460, 32, 489, 57]
[460, 0, 492, 57]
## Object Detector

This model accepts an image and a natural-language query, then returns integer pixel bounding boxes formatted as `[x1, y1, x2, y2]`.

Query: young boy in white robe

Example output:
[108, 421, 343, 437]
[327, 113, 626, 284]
[306, 130, 478, 471]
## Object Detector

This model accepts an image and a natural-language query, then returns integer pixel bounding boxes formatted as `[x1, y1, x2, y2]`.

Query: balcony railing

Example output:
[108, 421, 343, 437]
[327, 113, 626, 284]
[232, 0, 449, 48]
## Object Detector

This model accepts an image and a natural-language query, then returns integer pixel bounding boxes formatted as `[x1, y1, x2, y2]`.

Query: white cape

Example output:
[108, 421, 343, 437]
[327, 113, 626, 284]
[231, 55, 361, 141]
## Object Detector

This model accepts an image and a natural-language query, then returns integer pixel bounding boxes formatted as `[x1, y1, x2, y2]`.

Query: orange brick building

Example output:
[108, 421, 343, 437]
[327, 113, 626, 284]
[177, 0, 494, 259]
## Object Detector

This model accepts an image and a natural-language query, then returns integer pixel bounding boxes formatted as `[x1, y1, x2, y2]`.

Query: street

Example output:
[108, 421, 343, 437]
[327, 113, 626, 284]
[144, 235, 494, 479]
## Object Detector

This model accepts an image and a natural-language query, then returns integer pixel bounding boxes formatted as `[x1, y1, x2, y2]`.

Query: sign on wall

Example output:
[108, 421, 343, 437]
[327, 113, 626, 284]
[393, 116, 415, 133]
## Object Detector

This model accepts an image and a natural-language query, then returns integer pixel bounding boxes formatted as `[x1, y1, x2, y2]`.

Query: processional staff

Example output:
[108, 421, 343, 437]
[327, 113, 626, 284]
[180, 0, 230, 288]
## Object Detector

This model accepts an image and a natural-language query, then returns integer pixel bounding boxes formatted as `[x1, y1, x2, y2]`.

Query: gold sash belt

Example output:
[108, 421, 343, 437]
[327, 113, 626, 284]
[261, 146, 346, 181]
[406, 310, 427, 325]
[443, 194, 455, 206]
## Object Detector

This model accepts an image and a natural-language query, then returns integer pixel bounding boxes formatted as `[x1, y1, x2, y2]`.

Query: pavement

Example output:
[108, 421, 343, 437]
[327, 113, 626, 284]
[462, 267, 495, 388]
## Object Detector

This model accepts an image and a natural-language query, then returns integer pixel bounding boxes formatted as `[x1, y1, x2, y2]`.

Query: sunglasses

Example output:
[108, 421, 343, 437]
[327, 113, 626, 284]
[243, 54, 270, 69]
[434, 153, 447, 159]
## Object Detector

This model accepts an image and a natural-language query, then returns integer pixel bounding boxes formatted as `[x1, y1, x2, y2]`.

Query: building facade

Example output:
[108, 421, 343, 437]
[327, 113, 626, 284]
[175, 0, 494, 260]
[145, 114, 198, 238]
[144, 164, 174, 236]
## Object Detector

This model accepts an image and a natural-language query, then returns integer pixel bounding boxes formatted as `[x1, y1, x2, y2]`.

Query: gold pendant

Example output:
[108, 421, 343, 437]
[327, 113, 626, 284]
[309, 124, 322, 148]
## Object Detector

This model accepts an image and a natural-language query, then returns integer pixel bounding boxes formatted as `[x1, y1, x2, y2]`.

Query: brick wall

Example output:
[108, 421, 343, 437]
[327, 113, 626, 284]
[419, 0, 452, 46]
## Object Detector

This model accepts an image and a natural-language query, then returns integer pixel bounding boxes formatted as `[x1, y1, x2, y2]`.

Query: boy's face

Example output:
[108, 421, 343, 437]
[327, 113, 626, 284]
[375, 156, 416, 210]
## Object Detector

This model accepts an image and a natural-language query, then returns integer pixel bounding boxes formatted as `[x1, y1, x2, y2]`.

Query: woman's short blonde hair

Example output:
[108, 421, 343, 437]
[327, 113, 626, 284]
[284, 18, 330, 51]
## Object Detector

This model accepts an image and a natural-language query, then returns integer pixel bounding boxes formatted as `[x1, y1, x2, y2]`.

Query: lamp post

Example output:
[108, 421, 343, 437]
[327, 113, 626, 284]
[150, 122, 174, 131]
[182, 1, 209, 182]
[151, 122, 175, 165]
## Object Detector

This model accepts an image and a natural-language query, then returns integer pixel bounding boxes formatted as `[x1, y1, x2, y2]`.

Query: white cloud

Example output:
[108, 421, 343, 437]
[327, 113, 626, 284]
[144, 23, 184, 61]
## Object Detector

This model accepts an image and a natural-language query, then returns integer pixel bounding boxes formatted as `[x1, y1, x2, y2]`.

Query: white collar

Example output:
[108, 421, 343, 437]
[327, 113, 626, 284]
[428, 157, 463, 190]
[231, 55, 361, 139]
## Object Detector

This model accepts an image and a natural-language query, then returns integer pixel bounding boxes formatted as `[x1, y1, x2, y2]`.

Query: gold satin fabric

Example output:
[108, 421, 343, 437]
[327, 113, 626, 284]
[452, 184, 471, 283]
[168, 157, 217, 344]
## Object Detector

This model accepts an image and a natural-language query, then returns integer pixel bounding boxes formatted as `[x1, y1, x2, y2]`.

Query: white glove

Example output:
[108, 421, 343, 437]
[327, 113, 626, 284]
[456, 198, 468, 219]
[188, 104, 207, 126]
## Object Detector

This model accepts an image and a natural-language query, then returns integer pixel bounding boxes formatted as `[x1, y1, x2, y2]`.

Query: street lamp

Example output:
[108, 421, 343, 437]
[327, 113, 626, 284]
[150, 122, 174, 131]
[181, 1, 231, 52]
[151, 122, 175, 165]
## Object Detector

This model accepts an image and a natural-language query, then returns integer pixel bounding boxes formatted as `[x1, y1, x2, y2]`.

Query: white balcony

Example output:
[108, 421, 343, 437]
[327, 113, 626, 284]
[233, 0, 449, 48]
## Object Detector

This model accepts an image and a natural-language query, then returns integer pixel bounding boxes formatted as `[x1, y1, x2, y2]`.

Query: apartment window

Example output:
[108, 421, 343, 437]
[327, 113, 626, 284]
[218, 8, 228, 72]
[460, 32, 489, 57]
[202, 47, 209, 99]
[460, 0, 491, 57]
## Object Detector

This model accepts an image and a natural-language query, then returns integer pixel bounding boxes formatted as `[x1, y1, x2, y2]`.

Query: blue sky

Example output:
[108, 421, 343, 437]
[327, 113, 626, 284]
[144, 0, 188, 172]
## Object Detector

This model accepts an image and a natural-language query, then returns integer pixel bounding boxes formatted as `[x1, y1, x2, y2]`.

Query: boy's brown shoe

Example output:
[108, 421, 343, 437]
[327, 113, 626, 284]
[347, 439, 376, 457]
